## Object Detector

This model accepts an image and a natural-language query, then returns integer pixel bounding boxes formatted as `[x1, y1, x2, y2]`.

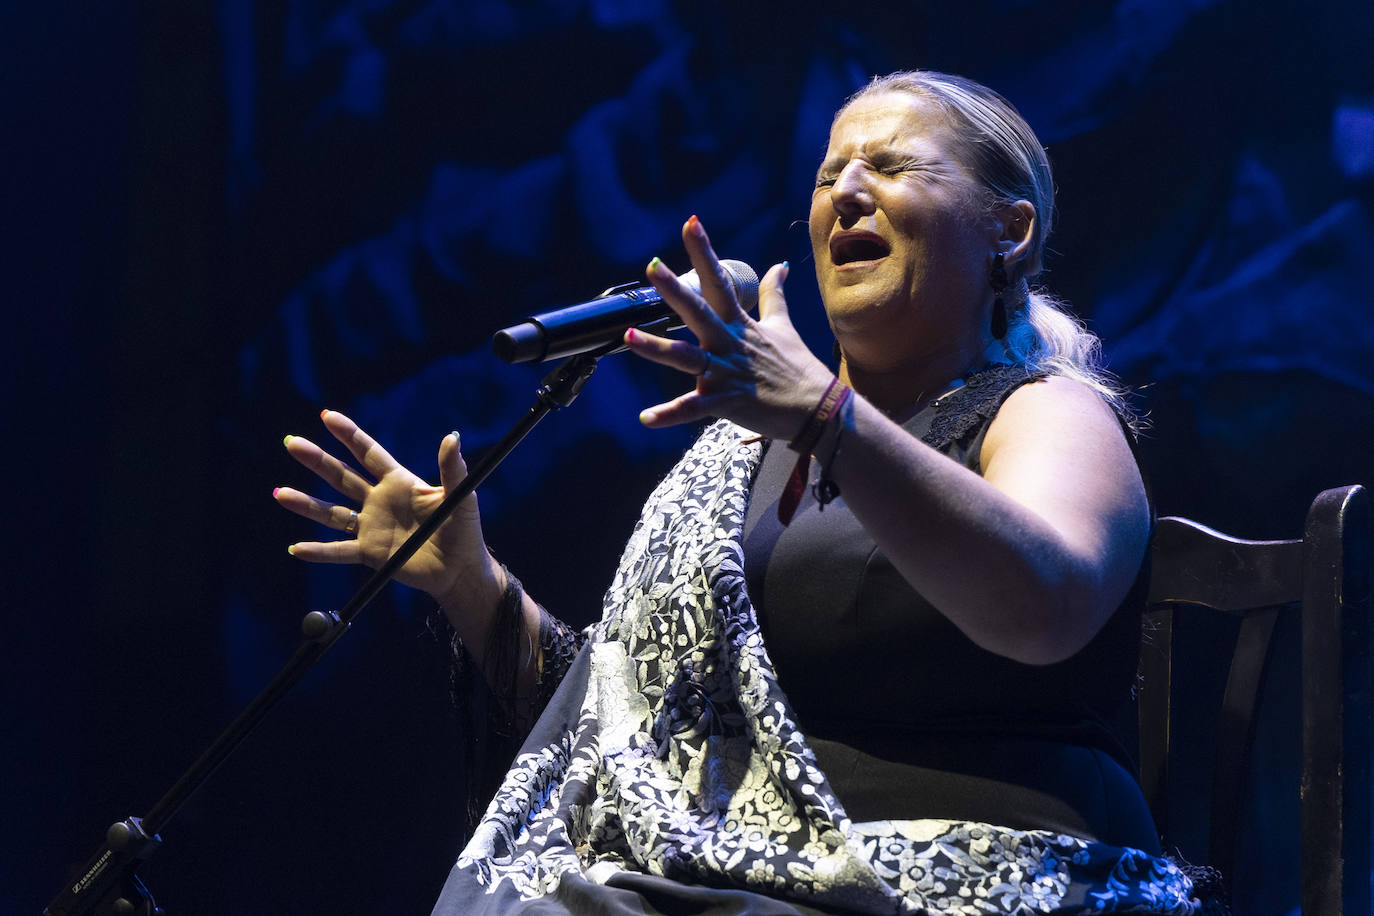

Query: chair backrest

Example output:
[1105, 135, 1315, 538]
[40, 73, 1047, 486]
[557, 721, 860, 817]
[1139, 485, 1371, 915]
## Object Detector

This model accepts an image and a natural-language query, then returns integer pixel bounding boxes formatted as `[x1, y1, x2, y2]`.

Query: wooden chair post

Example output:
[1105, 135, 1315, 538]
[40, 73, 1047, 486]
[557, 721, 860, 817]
[1140, 484, 1371, 915]
[1300, 486, 1371, 916]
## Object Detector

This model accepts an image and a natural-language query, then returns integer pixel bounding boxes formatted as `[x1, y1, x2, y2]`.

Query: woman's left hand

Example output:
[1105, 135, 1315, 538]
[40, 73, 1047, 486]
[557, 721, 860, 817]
[622, 215, 835, 440]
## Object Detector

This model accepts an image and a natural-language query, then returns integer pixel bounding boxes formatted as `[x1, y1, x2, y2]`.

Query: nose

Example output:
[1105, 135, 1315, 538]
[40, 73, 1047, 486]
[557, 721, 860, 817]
[829, 161, 877, 220]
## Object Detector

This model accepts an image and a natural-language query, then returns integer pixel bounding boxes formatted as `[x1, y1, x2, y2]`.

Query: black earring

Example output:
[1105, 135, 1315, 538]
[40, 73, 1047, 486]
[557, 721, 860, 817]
[989, 252, 1009, 340]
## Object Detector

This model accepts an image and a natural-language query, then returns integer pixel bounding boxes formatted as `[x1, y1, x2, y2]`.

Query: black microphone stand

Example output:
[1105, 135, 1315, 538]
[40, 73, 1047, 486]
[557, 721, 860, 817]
[45, 344, 614, 916]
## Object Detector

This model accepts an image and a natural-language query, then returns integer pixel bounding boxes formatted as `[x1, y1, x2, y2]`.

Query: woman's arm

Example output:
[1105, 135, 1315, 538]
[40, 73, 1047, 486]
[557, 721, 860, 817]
[826, 375, 1148, 664]
[624, 218, 1148, 665]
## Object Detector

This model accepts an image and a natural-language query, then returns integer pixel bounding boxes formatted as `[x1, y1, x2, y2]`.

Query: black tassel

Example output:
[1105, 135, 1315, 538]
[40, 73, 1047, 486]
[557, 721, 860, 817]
[991, 296, 1007, 339]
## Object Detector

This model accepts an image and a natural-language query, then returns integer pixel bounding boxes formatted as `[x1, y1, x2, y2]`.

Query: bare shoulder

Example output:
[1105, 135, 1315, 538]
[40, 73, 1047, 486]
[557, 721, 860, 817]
[979, 373, 1145, 554]
[982, 374, 1129, 467]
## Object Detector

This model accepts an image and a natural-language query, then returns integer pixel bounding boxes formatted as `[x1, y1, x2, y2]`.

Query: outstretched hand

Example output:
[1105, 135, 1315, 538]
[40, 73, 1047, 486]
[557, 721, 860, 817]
[274, 410, 500, 609]
[622, 215, 834, 440]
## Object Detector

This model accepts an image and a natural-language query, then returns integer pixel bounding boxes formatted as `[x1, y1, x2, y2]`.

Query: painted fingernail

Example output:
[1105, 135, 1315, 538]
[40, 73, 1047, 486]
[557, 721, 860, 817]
[639, 408, 656, 424]
[450, 430, 461, 447]
[320, 408, 330, 419]
[625, 327, 637, 343]
[272, 487, 280, 499]
[648, 256, 663, 274]
[287, 545, 296, 556]
[686, 215, 703, 237]
[283, 434, 294, 446]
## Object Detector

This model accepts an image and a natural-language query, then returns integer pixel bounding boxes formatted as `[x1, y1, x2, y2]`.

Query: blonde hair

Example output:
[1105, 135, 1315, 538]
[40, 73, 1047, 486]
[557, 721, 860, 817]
[841, 71, 1130, 416]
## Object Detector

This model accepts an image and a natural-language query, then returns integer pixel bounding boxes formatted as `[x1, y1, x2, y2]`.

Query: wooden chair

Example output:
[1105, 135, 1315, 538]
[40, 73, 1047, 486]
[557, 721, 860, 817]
[1138, 485, 1371, 914]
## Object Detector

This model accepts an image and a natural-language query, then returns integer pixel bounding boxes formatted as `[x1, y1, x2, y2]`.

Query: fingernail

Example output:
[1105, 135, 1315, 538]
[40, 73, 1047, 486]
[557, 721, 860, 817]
[782, 260, 790, 271]
[450, 430, 461, 447]
[283, 434, 294, 446]
[639, 408, 656, 424]
[625, 327, 637, 343]
[320, 408, 330, 419]
[272, 487, 280, 499]
[287, 545, 296, 556]
[686, 215, 703, 237]
[648, 256, 662, 274]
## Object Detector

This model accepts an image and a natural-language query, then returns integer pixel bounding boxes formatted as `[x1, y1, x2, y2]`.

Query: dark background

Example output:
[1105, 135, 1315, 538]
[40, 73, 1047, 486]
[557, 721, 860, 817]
[8, 1, 1372, 913]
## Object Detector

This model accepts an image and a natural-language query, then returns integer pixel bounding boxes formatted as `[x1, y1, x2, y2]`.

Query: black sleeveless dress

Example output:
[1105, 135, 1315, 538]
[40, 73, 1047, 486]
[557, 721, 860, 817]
[741, 365, 1160, 853]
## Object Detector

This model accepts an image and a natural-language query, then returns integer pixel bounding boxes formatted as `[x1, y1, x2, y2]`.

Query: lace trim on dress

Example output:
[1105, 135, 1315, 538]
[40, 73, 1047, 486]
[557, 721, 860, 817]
[923, 363, 1048, 450]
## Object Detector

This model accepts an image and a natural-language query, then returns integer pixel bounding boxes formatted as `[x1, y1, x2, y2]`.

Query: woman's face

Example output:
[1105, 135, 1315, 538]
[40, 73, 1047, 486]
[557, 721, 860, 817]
[809, 91, 1000, 369]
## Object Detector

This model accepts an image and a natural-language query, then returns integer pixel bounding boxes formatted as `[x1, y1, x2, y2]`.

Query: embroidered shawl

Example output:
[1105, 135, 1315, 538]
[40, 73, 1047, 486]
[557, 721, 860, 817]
[432, 418, 1199, 914]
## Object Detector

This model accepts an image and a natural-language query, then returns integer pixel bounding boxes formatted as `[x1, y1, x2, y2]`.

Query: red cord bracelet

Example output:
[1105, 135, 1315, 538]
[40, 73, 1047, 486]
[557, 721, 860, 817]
[778, 377, 853, 525]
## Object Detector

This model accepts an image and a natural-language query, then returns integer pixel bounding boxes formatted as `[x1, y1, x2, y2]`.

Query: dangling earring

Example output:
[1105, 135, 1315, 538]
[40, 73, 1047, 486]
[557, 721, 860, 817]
[989, 252, 1009, 340]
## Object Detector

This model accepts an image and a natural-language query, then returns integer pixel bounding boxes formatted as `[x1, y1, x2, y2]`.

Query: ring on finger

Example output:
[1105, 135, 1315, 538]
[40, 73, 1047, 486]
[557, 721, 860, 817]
[344, 509, 359, 534]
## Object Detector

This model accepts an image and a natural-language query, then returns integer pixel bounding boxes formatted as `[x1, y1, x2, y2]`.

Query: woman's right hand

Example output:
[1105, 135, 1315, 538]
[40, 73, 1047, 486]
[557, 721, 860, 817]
[274, 409, 503, 616]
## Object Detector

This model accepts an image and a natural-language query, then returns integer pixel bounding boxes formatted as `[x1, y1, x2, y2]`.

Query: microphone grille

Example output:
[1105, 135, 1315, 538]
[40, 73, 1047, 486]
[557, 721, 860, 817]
[719, 259, 760, 311]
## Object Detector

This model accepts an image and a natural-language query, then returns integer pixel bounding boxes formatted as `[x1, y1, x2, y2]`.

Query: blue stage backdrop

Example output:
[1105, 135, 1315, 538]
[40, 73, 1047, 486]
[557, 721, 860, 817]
[8, 1, 1373, 913]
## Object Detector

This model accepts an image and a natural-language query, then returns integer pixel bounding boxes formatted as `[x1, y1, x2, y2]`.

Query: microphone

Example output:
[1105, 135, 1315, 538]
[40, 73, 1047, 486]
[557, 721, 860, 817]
[492, 259, 759, 363]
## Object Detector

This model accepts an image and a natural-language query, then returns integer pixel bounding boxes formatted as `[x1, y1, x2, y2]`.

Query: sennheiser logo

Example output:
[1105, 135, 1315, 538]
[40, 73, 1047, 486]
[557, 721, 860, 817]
[72, 848, 113, 894]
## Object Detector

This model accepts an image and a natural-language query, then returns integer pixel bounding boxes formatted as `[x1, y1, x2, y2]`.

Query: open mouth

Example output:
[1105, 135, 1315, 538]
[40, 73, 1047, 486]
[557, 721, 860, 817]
[830, 233, 891, 266]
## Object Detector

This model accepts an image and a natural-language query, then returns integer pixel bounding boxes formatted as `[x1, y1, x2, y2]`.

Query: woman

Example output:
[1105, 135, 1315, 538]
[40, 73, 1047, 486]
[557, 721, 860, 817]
[277, 72, 1200, 913]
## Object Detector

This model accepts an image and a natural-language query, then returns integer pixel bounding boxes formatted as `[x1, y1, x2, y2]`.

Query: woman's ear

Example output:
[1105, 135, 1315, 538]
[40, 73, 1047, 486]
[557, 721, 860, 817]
[995, 200, 1037, 275]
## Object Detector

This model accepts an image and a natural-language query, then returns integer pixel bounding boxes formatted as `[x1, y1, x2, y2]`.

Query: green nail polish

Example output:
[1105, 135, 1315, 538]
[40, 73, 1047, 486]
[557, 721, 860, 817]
[287, 545, 296, 556]
[283, 434, 294, 446]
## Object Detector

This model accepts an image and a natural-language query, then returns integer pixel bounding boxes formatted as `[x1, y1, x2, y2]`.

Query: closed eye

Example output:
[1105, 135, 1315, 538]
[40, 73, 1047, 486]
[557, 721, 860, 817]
[877, 159, 928, 176]
[815, 160, 924, 189]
